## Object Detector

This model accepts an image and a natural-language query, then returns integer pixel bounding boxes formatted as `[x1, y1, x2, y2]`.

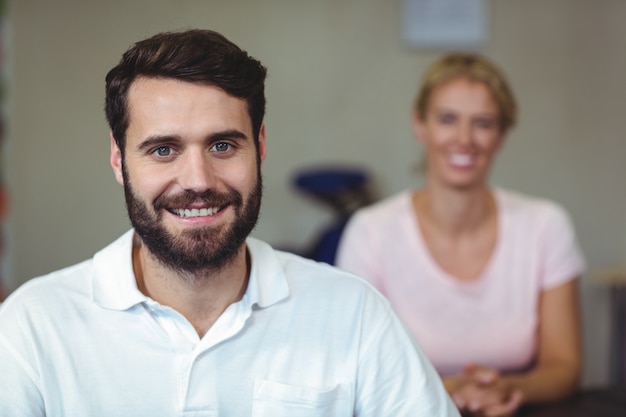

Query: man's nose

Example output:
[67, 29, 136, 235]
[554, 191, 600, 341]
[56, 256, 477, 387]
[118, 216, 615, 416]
[178, 150, 216, 192]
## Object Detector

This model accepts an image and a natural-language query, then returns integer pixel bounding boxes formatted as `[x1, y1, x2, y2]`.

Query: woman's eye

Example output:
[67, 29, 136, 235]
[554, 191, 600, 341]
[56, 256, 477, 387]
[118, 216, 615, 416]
[474, 118, 496, 129]
[438, 113, 456, 125]
[154, 146, 173, 157]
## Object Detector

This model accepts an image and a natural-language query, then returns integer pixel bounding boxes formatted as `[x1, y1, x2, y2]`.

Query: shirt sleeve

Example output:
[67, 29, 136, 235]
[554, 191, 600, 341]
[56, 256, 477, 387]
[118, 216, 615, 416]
[354, 293, 460, 417]
[0, 306, 45, 417]
[538, 203, 586, 289]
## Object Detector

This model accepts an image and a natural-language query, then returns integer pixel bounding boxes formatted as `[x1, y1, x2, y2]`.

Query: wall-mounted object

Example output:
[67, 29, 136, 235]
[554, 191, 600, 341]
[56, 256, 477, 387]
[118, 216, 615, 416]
[401, 0, 489, 50]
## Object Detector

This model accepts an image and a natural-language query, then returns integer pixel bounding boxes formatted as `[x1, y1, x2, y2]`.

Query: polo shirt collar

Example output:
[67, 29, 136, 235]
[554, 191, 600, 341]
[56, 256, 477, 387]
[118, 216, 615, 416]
[92, 229, 146, 310]
[91, 230, 290, 311]
[245, 237, 290, 308]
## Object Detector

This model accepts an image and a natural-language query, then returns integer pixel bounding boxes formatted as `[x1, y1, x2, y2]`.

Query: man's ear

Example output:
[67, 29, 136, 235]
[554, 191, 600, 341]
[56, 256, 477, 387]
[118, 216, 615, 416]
[257, 123, 267, 164]
[110, 133, 124, 185]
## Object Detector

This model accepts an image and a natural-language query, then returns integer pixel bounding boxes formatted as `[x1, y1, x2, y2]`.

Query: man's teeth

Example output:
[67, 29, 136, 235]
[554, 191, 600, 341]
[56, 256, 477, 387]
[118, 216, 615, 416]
[449, 154, 473, 166]
[173, 207, 220, 218]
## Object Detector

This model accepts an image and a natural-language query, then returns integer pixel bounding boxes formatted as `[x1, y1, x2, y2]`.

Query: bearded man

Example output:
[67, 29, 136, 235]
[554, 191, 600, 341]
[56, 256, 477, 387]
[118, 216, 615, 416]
[0, 29, 458, 417]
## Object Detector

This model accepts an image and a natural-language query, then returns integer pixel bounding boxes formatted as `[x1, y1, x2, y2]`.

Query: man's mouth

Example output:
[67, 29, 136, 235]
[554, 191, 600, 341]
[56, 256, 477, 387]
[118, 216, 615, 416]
[169, 206, 222, 218]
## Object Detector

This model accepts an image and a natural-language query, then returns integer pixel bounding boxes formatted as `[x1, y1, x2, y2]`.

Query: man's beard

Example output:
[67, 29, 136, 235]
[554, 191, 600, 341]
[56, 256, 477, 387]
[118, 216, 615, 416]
[122, 165, 262, 275]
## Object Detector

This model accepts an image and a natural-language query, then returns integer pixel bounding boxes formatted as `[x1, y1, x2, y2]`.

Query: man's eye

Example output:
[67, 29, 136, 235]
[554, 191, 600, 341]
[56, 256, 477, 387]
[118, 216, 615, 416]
[212, 142, 232, 153]
[153, 146, 173, 157]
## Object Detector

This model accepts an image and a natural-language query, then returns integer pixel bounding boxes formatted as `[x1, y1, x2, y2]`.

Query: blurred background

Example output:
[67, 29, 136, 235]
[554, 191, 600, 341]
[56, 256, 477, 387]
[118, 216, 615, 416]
[1, 0, 625, 387]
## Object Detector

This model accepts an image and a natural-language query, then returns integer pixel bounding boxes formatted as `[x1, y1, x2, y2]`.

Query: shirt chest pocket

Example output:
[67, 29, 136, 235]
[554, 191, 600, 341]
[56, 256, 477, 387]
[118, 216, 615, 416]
[252, 379, 353, 417]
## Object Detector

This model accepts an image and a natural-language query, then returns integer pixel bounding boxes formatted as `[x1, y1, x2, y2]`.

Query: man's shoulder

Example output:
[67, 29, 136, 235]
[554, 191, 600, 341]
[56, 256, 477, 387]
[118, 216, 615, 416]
[248, 236, 388, 305]
[252, 237, 370, 278]
[0, 258, 93, 323]
[1, 230, 134, 317]
[14, 257, 92, 292]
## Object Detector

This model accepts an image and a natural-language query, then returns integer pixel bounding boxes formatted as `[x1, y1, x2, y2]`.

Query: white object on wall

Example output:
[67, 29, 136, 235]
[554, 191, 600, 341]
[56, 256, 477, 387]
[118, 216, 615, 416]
[401, 0, 489, 49]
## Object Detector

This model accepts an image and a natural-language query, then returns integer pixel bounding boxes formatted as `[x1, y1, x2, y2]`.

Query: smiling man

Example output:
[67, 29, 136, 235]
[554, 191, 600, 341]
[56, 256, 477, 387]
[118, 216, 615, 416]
[0, 30, 458, 417]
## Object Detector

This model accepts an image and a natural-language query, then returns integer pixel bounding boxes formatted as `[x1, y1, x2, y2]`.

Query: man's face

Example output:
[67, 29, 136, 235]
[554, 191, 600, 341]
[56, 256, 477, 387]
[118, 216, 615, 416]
[110, 77, 266, 273]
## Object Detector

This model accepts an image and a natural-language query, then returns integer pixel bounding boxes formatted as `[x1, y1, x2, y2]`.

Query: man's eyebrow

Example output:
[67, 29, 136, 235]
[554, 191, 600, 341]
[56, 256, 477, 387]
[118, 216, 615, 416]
[136, 130, 249, 152]
[207, 129, 249, 143]
[137, 135, 181, 152]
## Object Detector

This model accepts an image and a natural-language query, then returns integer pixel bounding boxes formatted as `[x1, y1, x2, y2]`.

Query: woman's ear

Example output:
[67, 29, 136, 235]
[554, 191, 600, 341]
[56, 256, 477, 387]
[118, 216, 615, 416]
[110, 133, 124, 185]
[412, 110, 427, 145]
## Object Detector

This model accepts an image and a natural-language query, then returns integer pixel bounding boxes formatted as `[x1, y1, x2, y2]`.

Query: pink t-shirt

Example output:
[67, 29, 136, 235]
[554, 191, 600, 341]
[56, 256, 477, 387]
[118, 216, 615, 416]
[336, 188, 585, 376]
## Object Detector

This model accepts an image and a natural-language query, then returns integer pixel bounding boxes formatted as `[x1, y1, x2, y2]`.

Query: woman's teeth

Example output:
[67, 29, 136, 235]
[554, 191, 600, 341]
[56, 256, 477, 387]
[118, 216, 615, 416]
[449, 154, 473, 167]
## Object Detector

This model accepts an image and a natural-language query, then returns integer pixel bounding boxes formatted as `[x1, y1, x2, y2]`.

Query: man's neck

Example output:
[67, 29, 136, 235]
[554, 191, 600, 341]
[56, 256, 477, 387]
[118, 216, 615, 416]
[131, 235, 251, 338]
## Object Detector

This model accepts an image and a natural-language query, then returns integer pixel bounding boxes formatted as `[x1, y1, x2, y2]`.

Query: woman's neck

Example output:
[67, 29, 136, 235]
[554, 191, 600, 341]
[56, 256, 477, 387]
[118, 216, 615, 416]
[413, 183, 496, 236]
[412, 184, 499, 281]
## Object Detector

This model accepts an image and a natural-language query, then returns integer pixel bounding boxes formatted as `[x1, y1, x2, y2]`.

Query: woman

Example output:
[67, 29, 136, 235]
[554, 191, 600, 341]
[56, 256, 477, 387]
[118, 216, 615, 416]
[336, 53, 585, 417]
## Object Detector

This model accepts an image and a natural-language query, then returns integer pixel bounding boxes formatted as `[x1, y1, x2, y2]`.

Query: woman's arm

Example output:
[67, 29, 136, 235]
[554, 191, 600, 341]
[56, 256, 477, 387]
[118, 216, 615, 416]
[503, 277, 582, 402]
[444, 278, 582, 416]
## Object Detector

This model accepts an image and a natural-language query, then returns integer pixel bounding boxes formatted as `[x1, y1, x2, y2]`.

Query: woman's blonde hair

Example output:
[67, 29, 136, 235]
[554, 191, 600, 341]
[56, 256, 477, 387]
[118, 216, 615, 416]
[414, 53, 518, 132]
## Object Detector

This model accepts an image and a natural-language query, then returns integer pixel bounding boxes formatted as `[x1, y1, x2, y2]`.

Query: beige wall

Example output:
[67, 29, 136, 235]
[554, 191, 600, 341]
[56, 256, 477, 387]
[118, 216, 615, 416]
[5, 0, 626, 386]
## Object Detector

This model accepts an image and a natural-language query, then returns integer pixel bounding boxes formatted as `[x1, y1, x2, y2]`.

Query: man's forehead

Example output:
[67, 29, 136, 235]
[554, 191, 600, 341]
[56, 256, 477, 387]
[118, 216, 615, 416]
[126, 77, 248, 114]
[124, 77, 253, 140]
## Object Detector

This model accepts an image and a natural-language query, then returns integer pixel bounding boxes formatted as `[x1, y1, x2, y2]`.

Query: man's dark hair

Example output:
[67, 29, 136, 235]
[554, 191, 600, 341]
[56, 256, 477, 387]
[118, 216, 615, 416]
[105, 29, 267, 154]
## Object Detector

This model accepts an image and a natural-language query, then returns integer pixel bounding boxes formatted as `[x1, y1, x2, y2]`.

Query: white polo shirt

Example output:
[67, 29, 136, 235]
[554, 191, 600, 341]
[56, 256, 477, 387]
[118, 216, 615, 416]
[0, 230, 458, 417]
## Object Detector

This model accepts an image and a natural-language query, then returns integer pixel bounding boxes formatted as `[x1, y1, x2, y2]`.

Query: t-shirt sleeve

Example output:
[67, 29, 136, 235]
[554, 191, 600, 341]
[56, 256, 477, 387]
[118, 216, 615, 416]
[539, 203, 586, 289]
[336, 210, 383, 288]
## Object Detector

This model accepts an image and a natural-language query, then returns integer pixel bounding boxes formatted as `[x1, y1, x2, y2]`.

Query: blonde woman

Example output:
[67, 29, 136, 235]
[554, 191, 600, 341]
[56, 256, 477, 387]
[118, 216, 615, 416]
[337, 54, 585, 417]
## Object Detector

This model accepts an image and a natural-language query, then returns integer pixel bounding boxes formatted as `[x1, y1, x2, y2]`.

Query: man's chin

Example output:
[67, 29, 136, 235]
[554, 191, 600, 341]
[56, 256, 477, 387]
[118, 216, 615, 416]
[154, 226, 243, 270]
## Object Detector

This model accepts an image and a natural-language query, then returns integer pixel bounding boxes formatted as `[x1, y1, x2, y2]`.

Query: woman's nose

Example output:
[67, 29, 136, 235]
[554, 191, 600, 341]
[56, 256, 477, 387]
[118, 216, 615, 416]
[455, 121, 474, 146]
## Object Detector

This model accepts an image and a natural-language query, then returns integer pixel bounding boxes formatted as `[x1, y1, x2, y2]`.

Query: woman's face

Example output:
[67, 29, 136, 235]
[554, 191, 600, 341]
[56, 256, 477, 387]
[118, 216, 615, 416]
[414, 77, 505, 191]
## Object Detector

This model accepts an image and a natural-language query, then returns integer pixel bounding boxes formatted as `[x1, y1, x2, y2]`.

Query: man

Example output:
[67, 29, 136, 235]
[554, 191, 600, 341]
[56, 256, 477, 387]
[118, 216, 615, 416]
[0, 29, 458, 416]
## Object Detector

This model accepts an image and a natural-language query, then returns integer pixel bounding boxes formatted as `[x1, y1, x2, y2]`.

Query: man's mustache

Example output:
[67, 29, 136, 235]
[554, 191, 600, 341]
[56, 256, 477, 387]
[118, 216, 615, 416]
[153, 188, 242, 210]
